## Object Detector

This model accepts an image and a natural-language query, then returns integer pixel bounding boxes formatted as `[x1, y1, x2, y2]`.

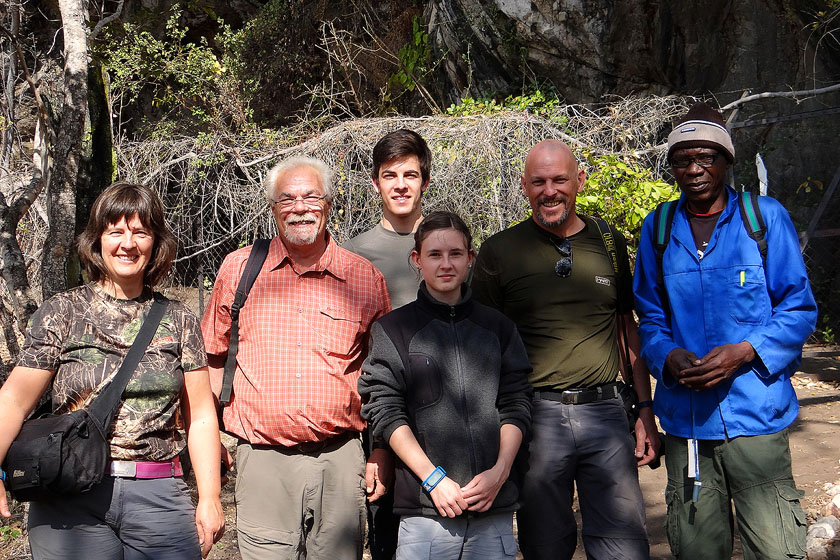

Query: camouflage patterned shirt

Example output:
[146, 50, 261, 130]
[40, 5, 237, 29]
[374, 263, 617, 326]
[17, 282, 208, 461]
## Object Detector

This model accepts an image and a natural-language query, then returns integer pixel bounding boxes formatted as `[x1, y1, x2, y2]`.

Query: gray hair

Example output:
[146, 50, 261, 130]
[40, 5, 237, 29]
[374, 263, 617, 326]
[264, 157, 334, 201]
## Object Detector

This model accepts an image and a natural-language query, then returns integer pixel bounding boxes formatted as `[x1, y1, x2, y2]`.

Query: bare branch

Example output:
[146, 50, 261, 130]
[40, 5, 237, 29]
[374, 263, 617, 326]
[721, 83, 840, 110]
[88, 0, 125, 42]
[0, 22, 51, 138]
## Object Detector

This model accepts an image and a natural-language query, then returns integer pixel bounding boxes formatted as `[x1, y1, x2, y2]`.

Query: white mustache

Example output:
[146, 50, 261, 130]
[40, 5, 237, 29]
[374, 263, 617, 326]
[286, 213, 317, 225]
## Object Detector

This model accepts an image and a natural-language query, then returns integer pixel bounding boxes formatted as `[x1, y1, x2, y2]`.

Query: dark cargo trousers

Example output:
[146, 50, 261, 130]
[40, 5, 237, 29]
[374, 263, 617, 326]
[662, 429, 807, 559]
[517, 397, 650, 560]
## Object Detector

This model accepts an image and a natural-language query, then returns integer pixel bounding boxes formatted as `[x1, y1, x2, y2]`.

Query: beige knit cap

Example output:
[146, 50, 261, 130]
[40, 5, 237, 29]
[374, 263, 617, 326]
[667, 102, 735, 163]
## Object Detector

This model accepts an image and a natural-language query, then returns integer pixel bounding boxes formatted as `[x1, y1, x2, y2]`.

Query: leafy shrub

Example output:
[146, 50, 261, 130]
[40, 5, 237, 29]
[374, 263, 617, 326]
[577, 152, 678, 260]
[97, 7, 252, 135]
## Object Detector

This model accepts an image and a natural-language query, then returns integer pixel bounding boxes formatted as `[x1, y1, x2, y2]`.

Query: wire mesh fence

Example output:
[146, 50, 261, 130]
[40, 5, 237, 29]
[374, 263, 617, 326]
[112, 96, 691, 298]
[802, 236, 840, 346]
[3, 94, 839, 359]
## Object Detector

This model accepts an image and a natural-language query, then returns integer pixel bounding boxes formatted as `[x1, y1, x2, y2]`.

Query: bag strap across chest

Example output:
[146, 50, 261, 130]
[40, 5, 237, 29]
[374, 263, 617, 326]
[590, 217, 634, 388]
[88, 295, 169, 431]
[219, 239, 271, 405]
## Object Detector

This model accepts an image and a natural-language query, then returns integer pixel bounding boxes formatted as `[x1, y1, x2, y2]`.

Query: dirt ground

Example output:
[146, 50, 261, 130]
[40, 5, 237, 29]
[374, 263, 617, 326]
[1, 355, 838, 560]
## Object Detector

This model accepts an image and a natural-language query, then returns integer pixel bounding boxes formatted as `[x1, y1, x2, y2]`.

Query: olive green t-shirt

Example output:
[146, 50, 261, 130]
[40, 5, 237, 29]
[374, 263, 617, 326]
[472, 217, 632, 390]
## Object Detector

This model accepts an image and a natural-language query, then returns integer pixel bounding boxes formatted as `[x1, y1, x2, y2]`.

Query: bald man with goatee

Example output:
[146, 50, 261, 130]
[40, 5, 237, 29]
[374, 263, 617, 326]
[472, 140, 659, 560]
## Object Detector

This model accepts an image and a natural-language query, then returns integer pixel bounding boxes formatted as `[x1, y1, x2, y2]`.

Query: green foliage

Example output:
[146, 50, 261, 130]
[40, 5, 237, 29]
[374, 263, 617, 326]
[96, 5, 253, 135]
[812, 0, 840, 20]
[446, 90, 567, 124]
[224, 0, 328, 127]
[1, 525, 22, 542]
[819, 315, 835, 344]
[576, 153, 678, 258]
[388, 16, 430, 93]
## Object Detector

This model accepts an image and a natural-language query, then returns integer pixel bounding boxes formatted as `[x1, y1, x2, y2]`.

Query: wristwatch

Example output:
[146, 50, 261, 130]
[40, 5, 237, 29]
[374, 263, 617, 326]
[421, 466, 446, 492]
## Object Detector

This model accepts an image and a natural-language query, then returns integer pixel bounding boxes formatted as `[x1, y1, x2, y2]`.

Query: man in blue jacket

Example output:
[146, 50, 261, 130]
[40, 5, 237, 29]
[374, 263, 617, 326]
[634, 102, 817, 559]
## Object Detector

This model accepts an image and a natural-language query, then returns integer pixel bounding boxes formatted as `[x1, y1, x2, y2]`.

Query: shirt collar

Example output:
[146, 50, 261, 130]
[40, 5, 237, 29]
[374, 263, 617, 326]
[264, 233, 348, 281]
[677, 184, 737, 220]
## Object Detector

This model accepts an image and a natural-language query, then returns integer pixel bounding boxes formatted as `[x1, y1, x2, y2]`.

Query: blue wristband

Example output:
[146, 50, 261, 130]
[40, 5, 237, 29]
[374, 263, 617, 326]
[0, 468, 6, 482]
[635, 400, 654, 409]
[421, 466, 446, 493]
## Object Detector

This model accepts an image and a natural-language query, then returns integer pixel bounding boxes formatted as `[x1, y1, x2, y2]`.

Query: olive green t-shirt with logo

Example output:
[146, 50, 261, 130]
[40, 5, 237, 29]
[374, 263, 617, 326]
[16, 282, 207, 461]
[472, 217, 632, 390]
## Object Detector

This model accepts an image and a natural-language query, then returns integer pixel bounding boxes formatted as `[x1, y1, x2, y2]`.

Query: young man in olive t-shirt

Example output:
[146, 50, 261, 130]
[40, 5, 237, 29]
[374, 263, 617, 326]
[343, 129, 432, 559]
[472, 140, 660, 560]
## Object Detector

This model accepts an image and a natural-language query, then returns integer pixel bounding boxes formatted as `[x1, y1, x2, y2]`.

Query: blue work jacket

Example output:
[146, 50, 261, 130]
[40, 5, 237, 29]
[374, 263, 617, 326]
[633, 186, 817, 439]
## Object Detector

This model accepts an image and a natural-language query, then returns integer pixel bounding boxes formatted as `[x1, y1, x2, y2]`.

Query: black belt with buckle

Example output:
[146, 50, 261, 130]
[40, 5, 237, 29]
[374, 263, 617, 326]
[535, 381, 621, 405]
[275, 431, 359, 454]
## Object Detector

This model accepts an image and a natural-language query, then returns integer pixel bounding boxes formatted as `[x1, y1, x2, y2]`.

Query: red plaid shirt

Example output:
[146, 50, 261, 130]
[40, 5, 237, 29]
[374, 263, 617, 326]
[201, 235, 391, 445]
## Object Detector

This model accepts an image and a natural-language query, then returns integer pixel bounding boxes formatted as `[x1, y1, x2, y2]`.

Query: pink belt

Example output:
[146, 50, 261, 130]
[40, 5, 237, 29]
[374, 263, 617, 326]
[107, 456, 183, 479]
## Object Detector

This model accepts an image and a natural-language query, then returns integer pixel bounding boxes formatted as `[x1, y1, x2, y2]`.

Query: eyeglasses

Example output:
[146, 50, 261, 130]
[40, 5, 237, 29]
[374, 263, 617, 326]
[270, 194, 328, 210]
[670, 153, 720, 169]
[551, 237, 573, 278]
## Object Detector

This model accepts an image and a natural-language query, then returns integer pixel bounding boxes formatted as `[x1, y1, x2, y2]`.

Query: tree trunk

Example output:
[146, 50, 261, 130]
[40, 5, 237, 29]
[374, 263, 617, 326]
[42, 0, 88, 299]
[0, 181, 39, 335]
[77, 62, 114, 240]
[0, 3, 19, 167]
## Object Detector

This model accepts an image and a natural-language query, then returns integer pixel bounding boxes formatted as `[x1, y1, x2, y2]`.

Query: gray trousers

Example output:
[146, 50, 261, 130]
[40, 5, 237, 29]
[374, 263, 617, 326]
[28, 476, 200, 560]
[235, 437, 366, 560]
[397, 512, 517, 560]
[517, 397, 649, 560]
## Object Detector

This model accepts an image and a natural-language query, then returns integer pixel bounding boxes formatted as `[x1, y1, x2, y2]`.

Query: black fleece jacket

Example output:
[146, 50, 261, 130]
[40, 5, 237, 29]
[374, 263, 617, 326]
[358, 283, 533, 517]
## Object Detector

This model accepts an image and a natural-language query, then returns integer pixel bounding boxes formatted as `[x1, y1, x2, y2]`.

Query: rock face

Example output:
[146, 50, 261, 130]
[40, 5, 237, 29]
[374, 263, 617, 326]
[425, 0, 839, 104]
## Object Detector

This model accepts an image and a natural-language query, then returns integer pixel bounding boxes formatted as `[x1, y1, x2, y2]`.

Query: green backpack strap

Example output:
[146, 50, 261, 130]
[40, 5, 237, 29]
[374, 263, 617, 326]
[652, 199, 679, 287]
[738, 191, 768, 267]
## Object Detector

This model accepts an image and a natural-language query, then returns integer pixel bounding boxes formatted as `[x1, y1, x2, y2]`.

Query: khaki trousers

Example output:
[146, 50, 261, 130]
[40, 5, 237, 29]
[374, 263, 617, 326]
[235, 436, 366, 560]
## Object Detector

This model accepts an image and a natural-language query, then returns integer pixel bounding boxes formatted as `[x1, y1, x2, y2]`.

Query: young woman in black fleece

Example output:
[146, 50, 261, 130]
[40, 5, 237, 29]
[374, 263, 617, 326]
[359, 211, 533, 560]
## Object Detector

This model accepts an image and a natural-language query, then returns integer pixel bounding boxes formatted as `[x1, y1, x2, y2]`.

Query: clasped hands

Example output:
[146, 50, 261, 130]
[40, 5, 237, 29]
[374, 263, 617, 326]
[366, 450, 506, 518]
[427, 463, 507, 518]
[666, 341, 756, 391]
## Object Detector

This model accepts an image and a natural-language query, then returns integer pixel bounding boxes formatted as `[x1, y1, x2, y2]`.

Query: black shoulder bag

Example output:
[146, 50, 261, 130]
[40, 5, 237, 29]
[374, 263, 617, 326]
[3, 295, 168, 502]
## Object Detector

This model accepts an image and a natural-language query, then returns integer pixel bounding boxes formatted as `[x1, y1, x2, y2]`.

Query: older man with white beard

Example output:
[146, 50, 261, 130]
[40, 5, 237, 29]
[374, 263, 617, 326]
[202, 157, 391, 560]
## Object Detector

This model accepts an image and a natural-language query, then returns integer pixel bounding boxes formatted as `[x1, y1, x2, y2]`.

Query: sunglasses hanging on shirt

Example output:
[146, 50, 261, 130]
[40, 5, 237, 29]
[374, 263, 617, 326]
[551, 237, 573, 278]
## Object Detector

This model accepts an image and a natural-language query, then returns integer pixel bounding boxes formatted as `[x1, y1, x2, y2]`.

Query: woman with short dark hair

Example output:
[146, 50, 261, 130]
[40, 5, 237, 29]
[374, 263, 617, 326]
[0, 182, 224, 559]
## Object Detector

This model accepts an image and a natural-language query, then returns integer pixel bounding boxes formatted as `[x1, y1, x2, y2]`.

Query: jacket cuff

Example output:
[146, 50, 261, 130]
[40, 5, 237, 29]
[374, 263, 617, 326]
[501, 418, 528, 437]
[649, 342, 680, 388]
[743, 335, 774, 378]
[381, 419, 409, 446]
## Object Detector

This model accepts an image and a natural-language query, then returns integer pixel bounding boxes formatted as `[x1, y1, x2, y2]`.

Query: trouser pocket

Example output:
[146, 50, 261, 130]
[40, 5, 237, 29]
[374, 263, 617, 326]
[665, 482, 681, 557]
[775, 482, 806, 558]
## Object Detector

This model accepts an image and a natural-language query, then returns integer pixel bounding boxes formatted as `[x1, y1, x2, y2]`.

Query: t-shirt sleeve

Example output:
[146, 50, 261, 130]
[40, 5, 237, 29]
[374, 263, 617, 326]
[16, 295, 70, 371]
[180, 305, 209, 372]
